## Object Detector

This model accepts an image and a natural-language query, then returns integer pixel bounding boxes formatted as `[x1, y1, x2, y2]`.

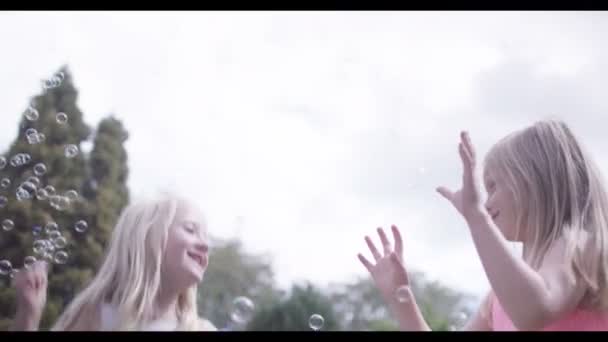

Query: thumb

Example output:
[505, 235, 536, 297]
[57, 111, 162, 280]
[436, 186, 454, 202]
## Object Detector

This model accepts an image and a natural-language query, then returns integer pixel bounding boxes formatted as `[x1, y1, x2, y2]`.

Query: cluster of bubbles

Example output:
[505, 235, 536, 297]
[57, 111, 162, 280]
[41, 72, 65, 90]
[223, 296, 325, 331]
[0, 70, 89, 280]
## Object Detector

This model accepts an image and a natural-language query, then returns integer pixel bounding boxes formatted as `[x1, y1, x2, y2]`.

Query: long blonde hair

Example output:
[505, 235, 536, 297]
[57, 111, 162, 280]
[51, 195, 203, 330]
[484, 119, 608, 310]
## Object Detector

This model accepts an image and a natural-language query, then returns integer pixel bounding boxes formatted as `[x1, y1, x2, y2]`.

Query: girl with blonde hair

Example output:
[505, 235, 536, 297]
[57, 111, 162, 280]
[359, 119, 608, 330]
[12, 194, 216, 331]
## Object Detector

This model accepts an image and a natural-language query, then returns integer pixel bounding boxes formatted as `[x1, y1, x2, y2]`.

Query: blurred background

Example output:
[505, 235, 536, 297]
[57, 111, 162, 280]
[0, 11, 607, 330]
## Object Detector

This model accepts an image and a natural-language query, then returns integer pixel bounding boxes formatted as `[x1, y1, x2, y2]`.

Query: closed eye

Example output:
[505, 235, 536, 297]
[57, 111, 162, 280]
[183, 222, 196, 233]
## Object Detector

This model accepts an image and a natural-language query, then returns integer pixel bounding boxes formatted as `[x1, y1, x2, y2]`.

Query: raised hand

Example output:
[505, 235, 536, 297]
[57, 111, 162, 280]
[437, 131, 485, 220]
[11, 261, 48, 330]
[358, 225, 410, 305]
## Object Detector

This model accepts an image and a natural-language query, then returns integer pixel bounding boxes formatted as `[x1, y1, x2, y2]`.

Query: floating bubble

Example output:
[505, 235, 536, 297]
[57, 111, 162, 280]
[53, 250, 68, 264]
[74, 220, 88, 233]
[395, 285, 411, 303]
[0, 196, 7, 208]
[65, 190, 78, 201]
[50, 195, 70, 211]
[309, 314, 325, 331]
[56, 112, 68, 124]
[42, 76, 62, 90]
[0, 156, 6, 170]
[1, 178, 11, 189]
[2, 219, 14, 232]
[44, 185, 56, 196]
[52, 236, 67, 249]
[23, 256, 37, 269]
[56, 72, 65, 81]
[0, 260, 12, 275]
[45, 222, 59, 234]
[44, 241, 55, 254]
[16, 181, 37, 201]
[47, 230, 61, 241]
[64, 144, 79, 158]
[42, 252, 53, 263]
[33, 240, 47, 255]
[24, 107, 39, 121]
[26, 176, 40, 188]
[36, 188, 49, 201]
[230, 296, 255, 324]
[33, 163, 47, 176]
[9, 269, 18, 279]
[16, 187, 29, 201]
[32, 225, 42, 236]
[25, 128, 37, 139]
[10, 153, 31, 167]
[452, 311, 468, 329]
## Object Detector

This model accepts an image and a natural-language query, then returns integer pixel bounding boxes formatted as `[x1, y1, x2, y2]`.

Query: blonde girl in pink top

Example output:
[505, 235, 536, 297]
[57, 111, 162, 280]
[358, 120, 608, 331]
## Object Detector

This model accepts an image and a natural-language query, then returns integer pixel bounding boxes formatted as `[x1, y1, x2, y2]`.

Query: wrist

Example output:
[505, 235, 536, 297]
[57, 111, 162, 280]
[386, 287, 431, 331]
[465, 207, 491, 227]
[15, 307, 42, 328]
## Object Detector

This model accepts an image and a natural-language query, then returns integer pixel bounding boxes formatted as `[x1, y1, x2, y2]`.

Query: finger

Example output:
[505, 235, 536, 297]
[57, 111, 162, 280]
[391, 225, 403, 257]
[462, 131, 476, 162]
[459, 143, 473, 172]
[365, 235, 382, 261]
[357, 253, 374, 273]
[377, 227, 391, 256]
[35, 262, 47, 288]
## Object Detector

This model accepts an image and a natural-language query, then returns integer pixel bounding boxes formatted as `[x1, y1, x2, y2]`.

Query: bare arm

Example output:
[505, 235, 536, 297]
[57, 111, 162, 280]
[467, 212, 586, 330]
[439, 131, 586, 331]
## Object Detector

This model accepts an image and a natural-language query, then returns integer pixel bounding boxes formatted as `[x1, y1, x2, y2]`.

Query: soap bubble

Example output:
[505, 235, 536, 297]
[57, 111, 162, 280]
[24, 107, 39, 121]
[33, 163, 47, 176]
[74, 220, 88, 233]
[53, 250, 68, 264]
[64, 144, 79, 158]
[309, 314, 325, 331]
[23, 256, 37, 269]
[0, 260, 12, 276]
[2, 219, 14, 232]
[230, 296, 255, 325]
[56, 112, 68, 124]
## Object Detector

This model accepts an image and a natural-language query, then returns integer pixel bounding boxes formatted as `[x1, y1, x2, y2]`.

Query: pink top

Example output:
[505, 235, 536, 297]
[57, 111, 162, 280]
[491, 294, 608, 331]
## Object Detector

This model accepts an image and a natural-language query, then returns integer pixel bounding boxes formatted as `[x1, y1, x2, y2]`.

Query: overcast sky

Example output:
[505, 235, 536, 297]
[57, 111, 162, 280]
[1, 11, 608, 303]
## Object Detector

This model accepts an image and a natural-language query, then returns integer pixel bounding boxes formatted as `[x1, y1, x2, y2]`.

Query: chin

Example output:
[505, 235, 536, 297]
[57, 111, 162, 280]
[187, 269, 205, 284]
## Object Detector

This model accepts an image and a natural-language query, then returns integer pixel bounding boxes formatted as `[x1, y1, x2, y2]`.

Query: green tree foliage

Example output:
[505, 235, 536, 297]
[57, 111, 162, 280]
[0, 67, 129, 330]
[247, 283, 340, 331]
[197, 237, 282, 329]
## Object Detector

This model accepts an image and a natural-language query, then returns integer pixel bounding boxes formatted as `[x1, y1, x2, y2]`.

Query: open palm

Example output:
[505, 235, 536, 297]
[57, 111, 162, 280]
[358, 225, 410, 305]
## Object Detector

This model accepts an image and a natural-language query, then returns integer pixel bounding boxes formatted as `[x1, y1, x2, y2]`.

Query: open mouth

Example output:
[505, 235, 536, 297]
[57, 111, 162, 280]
[187, 252, 205, 269]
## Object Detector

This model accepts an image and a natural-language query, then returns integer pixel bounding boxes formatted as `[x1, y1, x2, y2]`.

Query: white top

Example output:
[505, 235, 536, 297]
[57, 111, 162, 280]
[99, 302, 216, 331]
